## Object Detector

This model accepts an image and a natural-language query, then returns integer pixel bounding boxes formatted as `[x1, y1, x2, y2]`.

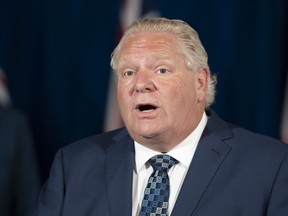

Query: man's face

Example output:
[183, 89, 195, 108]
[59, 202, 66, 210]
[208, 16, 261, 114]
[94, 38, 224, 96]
[116, 31, 207, 150]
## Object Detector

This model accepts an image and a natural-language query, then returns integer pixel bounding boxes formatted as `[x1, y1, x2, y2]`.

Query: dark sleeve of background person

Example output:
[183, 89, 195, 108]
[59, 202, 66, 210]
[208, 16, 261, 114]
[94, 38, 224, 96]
[0, 107, 40, 216]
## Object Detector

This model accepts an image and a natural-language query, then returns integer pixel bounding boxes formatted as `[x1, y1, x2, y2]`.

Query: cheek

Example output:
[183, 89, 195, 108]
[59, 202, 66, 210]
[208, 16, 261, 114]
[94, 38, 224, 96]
[117, 78, 134, 97]
[117, 85, 129, 112]
[169, 75, 196, 98]
[117, 80, 129, 99]
[117, 82, 136, 118]
[167, 77, 197, 109]
[162, 82, 189, 109]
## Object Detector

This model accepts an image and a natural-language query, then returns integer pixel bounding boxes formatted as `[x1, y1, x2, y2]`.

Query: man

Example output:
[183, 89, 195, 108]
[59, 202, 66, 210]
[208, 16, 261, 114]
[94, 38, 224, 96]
[35, 17, 288, 216]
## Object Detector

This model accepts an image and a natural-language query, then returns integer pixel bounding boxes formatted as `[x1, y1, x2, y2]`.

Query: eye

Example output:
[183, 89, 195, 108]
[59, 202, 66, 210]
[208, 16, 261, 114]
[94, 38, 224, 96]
[123, 71, 135, 77]
[157, 68, 168, 74]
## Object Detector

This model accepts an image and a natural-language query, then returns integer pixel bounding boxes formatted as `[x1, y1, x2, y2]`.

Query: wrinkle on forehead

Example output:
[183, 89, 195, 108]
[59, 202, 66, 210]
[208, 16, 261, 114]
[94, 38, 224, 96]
[118, 32, 182, 67]
[121, 32, 180, 52]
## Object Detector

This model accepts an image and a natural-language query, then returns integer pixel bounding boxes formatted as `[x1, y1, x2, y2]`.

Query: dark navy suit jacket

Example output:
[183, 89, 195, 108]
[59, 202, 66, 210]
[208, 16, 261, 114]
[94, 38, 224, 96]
[35, 111, 288, 216]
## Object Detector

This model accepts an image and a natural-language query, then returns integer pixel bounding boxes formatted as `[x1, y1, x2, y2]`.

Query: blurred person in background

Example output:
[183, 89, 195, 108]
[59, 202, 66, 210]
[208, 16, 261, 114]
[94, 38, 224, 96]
[0, 67, 40, 216]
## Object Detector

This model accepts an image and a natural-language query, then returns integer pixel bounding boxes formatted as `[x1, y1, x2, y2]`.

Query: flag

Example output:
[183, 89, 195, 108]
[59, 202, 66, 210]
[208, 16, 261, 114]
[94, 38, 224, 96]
[281, 70, 288, 144]
[0, 67, 11, 107]
[104, 0, 160, 131]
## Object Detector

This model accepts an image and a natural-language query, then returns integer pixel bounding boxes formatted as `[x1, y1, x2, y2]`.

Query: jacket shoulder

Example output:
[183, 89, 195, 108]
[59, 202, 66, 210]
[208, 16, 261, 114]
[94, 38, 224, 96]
[55, 128, 129, 169]
[207, 110, 288, 156]
[62, 127, 128, 154]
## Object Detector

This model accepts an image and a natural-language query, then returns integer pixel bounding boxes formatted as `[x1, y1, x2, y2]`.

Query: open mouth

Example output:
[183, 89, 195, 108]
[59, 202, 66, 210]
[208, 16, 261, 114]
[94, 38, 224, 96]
[136, 104, 158, 112]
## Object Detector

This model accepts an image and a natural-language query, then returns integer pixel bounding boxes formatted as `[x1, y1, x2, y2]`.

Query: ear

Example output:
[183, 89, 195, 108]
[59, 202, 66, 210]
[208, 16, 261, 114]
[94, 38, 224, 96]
[195, 67, 209, 103]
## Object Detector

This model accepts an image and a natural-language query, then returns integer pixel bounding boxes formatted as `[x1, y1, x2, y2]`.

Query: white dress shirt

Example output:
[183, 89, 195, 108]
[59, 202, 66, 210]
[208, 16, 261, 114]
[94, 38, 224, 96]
[132, 112, 208, 215]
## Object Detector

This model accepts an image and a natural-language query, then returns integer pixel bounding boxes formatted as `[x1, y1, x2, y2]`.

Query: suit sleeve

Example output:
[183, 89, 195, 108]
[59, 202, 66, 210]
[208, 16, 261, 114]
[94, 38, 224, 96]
[34, 149, 65, 216]
[267, 154, 288, 215]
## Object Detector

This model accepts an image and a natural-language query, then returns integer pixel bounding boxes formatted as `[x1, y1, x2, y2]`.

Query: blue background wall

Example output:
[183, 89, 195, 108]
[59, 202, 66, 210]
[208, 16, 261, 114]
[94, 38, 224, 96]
[0, 0, 287, 182]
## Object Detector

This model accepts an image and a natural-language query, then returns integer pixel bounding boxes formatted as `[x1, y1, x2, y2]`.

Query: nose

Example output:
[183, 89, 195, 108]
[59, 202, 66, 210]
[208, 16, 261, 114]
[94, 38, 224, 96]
[134, 71, 157, 93]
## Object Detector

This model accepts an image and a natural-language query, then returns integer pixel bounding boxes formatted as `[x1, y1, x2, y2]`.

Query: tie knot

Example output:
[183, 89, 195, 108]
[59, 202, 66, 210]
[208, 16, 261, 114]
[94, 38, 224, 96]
[149, 154, 178, 172]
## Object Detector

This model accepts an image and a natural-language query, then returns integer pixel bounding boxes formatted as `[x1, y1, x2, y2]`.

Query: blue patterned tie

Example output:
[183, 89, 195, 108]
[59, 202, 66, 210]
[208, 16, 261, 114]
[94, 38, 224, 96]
[139, 154, 178, 216]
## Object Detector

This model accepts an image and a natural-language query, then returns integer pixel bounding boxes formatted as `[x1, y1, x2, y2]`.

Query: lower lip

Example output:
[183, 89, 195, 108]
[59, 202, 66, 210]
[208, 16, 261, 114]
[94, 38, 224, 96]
[135, 108, 159, 118]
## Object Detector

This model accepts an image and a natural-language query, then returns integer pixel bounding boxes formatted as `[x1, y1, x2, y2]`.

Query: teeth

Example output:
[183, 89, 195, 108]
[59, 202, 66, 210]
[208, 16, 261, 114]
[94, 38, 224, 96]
[142, 109, 153, 112]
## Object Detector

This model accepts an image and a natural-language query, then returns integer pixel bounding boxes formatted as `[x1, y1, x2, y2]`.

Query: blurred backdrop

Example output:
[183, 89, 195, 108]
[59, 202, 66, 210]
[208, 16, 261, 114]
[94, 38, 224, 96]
[0, 0, 287, 189]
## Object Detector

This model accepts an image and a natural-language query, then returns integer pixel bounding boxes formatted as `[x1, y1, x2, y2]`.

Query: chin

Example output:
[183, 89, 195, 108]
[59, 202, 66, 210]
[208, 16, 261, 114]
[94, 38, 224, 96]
[134, 128, 164, 141]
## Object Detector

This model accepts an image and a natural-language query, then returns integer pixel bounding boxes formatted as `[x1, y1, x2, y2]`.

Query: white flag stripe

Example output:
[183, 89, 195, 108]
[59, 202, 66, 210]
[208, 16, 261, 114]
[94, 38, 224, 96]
[281, 70, 288, 144]
[104, 72, 123, 131]
[120, 0, 142, 28]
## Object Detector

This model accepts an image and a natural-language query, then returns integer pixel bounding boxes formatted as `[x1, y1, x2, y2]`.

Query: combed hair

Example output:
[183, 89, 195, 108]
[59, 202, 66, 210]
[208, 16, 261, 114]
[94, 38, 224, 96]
[110, 17, 217, 107]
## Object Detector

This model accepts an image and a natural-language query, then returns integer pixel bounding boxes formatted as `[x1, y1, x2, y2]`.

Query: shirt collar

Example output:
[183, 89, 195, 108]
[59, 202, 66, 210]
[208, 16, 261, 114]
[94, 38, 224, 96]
[134, 112, 208, 173]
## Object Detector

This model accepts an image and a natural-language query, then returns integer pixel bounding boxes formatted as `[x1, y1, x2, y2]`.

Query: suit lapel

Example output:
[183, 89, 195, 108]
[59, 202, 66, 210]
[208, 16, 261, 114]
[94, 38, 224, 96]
[171, 112, 233, 215]
[106, 130, 135, 216]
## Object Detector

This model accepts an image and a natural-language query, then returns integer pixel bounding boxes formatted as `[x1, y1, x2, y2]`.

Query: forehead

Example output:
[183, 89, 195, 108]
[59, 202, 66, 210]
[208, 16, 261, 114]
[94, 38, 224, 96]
[120, 31, 180, 52]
